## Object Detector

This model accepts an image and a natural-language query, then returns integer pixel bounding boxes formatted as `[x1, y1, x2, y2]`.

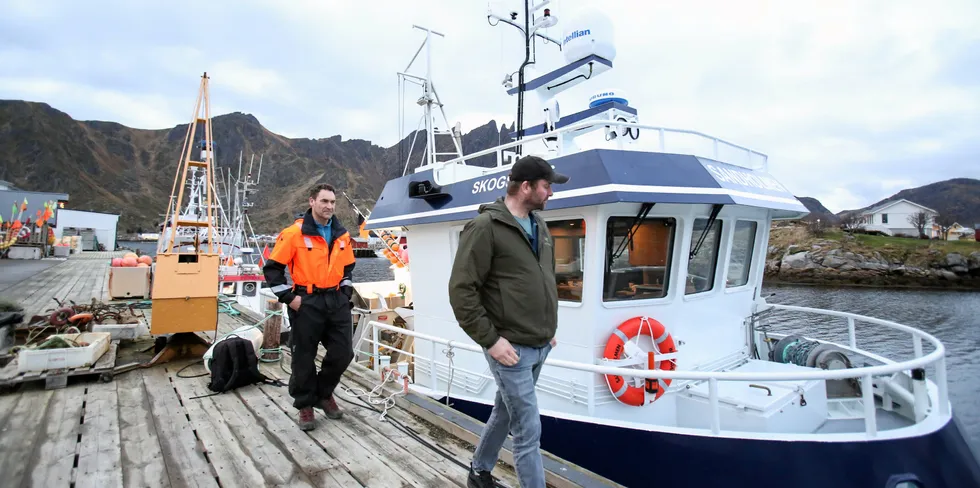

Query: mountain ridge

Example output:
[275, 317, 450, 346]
[2, 99, 975, 235]
[835, 178, 980, 226]
[794, 179, 979, 228]
[0, 99, 511, 233]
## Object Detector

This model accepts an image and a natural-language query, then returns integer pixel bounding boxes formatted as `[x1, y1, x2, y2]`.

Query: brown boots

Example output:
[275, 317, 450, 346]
[315, 395, 343, 420]
[298, 396, 343, 430]
[297, 407, 315, 431]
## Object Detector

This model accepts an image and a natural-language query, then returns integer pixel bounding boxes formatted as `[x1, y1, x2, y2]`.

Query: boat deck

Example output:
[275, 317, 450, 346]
[0, 252, 617, 488]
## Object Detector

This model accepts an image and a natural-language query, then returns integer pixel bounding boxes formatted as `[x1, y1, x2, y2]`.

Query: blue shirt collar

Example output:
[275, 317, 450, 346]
[315, 219, 332, 242]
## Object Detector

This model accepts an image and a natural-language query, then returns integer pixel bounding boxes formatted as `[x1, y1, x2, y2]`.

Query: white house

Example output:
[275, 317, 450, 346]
[933, 222, 976, 241]
[54, 209, 120, 251]
[857, 199, 937, 237]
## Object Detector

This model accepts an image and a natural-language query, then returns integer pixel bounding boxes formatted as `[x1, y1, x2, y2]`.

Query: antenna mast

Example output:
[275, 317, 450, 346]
[398, 25, 463, 174]
[488, 0, 561, 155]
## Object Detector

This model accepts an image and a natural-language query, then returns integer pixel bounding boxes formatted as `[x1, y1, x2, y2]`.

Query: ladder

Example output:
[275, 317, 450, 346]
[151, 72, 221, 338]
[160, 74, 219, 255]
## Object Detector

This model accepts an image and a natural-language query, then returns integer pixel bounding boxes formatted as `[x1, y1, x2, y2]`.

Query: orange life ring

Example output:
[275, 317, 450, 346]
[602, 316, 677, 406]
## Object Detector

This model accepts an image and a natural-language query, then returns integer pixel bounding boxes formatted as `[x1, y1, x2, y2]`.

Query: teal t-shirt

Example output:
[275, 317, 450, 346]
[316, 221, 332, 245]
[514, 215, 538, 256]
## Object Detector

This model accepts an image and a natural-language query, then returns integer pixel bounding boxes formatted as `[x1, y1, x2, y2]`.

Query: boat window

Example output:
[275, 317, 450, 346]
[221, 282, 237, 295]
[726, 220, 758, 288]
[546, 219, 586, 302]
[603, 217, 675, 301]
[686, 218, 722, 295]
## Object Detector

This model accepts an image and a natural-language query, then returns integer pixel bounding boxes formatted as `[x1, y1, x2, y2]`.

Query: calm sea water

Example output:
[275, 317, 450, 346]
[760, 284, 980, 449]
[120, 241, 979, 448]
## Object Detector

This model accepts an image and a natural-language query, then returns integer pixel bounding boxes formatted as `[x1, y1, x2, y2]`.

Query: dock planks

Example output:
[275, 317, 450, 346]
[0, 255, 536, 488]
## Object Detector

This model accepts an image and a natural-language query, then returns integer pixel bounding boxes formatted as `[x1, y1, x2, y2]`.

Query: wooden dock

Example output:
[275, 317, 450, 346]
[0, 253, 618, 488]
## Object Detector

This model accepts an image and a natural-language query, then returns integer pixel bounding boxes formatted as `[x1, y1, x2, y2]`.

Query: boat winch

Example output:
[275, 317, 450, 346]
[770, 335, 853, 370]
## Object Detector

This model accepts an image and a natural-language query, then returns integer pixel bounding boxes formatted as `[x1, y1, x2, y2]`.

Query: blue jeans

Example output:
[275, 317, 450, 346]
[472, 342, 552, 488]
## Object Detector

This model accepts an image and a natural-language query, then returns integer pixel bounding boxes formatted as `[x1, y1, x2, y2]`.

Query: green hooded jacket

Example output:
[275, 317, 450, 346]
[448, 198, 558, 349]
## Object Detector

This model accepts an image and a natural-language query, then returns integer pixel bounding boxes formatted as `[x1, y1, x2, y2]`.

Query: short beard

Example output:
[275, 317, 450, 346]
[314, 208, 333, 222]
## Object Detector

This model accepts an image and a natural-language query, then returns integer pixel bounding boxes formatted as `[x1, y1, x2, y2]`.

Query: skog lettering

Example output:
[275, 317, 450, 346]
[471, 175, 510, 194]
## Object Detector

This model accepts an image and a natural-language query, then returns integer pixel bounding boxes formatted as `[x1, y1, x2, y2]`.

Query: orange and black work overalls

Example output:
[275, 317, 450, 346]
[263, 209, 356, 409]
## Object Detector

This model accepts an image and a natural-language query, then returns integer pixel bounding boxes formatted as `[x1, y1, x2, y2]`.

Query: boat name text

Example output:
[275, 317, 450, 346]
[472, 175, 510, 194]
[705, 164, 788, 193]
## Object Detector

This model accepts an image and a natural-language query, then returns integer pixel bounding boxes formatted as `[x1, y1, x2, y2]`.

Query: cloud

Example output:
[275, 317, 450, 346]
[0, 0, 978, 213]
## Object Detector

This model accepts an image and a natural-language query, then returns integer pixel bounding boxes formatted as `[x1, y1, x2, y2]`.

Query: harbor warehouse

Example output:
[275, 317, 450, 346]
[54, 209, 119, 251]
[0, 186, 69, 228]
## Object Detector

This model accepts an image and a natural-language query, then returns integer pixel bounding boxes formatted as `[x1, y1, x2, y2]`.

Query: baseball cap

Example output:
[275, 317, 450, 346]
[508, 155, 570, 184]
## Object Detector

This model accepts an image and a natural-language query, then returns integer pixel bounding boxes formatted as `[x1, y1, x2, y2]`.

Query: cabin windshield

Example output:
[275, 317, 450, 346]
[547, 219, 586, 302]
[686, 218, 722, 294]
[727, 220, 758, 287]
[603, 217, 676, 301]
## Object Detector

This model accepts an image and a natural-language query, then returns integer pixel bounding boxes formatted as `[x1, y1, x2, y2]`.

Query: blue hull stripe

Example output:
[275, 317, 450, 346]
[448, 398, 980, 488]
[365, 149, 808, 230]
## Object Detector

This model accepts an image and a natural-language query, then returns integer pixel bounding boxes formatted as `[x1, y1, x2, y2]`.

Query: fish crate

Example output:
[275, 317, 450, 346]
[0, 341, 119, 390]
[91, 318, 150, 341]
[108, 266, 152, 299]
[16, 332, 111, 373]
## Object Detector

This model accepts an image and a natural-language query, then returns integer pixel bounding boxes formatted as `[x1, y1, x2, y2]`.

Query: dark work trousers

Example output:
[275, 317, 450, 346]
[286, 289, 353, 409]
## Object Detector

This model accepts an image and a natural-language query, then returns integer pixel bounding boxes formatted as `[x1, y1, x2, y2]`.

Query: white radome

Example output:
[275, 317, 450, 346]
[562, 7, 616, 64]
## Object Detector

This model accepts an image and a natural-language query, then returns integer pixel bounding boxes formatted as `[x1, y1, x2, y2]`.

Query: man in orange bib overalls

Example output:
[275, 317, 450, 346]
[263, 183, 356, 431]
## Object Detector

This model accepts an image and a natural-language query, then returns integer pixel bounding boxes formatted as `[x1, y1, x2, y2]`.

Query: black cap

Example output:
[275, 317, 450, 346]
[508, 155, 569, 184]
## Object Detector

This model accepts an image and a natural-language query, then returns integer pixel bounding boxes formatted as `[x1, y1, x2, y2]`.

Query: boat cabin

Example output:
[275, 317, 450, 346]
[365, 138, 815, 422]
[359, 13, 822, 430]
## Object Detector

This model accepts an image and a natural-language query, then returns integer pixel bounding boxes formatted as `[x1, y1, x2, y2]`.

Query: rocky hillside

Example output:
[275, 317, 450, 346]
[797, 197, 840, 224]
[765, 224, 980, 289]
[0, 100, 512, 233]
[838, 178, 980, 225]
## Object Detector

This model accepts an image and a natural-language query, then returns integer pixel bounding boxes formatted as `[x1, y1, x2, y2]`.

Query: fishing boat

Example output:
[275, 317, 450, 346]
[156, 135, 270, 314]
[212, 151, 269, 315]
[355, 3, 980, 487]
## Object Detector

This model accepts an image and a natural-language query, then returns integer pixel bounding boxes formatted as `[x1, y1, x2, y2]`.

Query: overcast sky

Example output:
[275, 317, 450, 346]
[2, 0, 977, 212]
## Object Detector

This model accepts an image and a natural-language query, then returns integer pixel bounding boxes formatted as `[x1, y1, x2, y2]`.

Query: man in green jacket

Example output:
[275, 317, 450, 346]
[449, 155, 569, 488]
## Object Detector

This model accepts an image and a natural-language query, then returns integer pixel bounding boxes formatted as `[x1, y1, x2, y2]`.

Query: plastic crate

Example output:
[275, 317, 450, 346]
[17, 332, 111, 373]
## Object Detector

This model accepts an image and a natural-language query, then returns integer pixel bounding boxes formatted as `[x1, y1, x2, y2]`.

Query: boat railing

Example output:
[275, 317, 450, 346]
[431, 119, 770, 173]
[364, 304, 948, 439]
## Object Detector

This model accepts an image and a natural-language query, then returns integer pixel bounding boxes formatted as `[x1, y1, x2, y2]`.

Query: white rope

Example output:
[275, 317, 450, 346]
[628, 317, 655, 387]
[602, 317, 679, 396]
[637, 317, 678, 389]
[338, 370, 405, 422]
[443, 342, 456, 405]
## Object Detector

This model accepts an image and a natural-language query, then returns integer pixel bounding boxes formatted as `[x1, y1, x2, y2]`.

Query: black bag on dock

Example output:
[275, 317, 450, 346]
[207, 336, 281, 393]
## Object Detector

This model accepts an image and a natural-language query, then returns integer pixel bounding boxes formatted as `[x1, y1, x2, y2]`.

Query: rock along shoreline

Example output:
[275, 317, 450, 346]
[764, 224, 980, 291]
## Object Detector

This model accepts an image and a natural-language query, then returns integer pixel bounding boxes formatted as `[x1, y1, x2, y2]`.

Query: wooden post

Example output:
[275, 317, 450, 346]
[262, 299, 282, 360]
[42, 223, 49, 257]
